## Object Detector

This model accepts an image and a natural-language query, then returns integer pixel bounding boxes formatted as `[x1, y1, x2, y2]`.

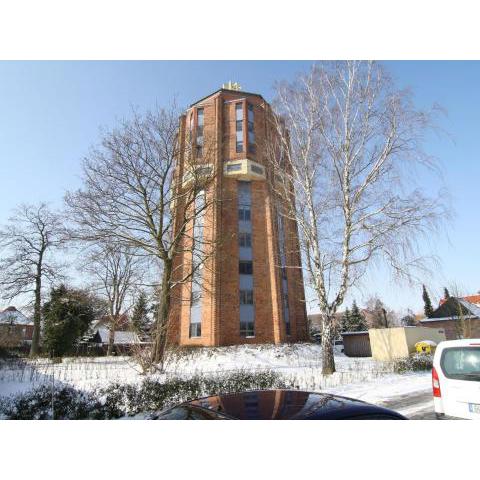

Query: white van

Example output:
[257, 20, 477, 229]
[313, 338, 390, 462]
[432, 339, 480, 419]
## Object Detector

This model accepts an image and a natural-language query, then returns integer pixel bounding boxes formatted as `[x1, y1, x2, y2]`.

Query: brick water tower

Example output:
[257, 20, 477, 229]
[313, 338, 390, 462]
[169, 83, 308, 346]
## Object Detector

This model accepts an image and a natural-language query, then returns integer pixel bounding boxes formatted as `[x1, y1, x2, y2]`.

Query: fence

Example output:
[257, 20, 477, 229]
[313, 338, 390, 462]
[0, 355, 396, 396]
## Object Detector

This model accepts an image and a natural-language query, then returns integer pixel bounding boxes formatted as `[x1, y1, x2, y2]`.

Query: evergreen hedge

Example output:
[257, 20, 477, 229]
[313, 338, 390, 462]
[0, 369, 291, 419]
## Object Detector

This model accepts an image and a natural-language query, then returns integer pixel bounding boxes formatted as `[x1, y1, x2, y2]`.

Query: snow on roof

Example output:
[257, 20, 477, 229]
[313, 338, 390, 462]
[458, 299, 480, 317]
[96, 328, 140, 344]
[421, 315, 478, 322]
[421, 299, 480, 322]
[0, 307, 33, 325]
[341, 331, 369, 336]
[416, 340, 437, 346]
[440, 294, 480, 306]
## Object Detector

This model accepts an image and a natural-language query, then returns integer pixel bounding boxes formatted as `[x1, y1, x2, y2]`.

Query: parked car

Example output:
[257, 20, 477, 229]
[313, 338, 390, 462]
[432, 339, 480, 419]
[152, 389, 406, 420]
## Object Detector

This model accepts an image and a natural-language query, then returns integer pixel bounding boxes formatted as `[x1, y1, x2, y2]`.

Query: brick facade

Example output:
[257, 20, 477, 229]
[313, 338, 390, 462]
[168, 88, 308, 346]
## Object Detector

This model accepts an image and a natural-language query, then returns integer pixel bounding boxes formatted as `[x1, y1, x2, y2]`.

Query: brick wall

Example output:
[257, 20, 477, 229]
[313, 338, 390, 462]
[169, 88, 308, 346]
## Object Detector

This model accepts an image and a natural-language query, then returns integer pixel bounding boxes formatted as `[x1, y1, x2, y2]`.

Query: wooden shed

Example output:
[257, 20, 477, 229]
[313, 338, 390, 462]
[341, 331, 372, 357]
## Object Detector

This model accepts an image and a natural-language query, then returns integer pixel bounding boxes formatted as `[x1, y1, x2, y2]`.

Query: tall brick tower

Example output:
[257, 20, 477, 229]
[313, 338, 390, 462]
[169, 84, 308, 346]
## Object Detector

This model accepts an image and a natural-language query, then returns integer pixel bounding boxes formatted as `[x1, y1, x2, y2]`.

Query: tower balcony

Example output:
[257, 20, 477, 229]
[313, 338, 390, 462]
[223, 158, 266, 181]
[181, 164, 214, 188]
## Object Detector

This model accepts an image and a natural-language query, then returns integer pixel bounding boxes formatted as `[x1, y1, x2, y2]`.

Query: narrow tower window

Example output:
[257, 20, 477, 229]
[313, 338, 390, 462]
[247, 103, 255, 154]
[277, 212, 291, 335]
[238, 232, 252, 248]
[238, 181, 254, 337]
[189, 189, 206, 337]
[239, 290, 254, 305]
[189, 111, 194, 140]
[196, 108, 204, 158]
[235, 103, 243, 153]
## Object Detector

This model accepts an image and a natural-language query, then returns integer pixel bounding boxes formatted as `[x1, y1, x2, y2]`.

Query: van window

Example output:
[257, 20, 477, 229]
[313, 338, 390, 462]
[440, 347, 480, 381]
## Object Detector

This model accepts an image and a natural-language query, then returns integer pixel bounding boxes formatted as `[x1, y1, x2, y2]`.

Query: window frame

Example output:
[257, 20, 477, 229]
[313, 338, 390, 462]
[240, 320, 255, 338]
[247, 103, 255, 153]
[238, 231, 252, 248]
[238, 206, 251, 222]
[189, 322, 202, 338]
[235, 103, 243, 153]
[196, 107, 204, 157]
[239, 260, 253, 275]
[239, 289, 254, 305]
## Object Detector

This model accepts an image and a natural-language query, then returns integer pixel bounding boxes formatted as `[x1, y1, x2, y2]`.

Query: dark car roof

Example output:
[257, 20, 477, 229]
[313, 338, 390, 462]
[184, 389, 405, 420]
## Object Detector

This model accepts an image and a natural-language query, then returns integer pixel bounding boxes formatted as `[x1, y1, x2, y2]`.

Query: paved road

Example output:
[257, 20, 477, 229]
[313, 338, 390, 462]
[379, 391, 439, 419]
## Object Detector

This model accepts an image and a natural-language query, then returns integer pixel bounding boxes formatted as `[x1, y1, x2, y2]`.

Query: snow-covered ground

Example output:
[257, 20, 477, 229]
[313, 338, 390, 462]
[0, 343, 431, 412]
[329, 372, 431, 404]
[0, 343, 391, 395]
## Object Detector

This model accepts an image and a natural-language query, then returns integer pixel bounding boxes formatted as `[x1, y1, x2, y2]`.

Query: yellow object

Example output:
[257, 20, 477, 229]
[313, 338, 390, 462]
[222, 81, 242, 91]
[415, 340, 437, 354]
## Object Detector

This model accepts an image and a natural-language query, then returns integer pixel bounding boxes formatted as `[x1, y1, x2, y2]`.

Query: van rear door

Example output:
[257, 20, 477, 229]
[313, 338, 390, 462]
[439, 346, 480, 419]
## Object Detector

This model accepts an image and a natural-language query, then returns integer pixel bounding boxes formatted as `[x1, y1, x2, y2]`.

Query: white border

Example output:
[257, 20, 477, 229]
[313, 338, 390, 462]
[1, 0, 479, 476]
[0, 1, 479, 59]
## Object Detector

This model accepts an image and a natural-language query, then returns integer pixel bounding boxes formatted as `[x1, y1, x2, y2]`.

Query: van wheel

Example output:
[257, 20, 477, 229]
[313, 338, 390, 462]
[435, 412, 444, 420]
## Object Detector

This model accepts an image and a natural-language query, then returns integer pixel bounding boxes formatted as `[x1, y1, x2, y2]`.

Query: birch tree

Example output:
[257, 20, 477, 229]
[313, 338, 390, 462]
[0, 203, 65, 356]
[65, 105, 216, 367]
[269, 61, 447, 374]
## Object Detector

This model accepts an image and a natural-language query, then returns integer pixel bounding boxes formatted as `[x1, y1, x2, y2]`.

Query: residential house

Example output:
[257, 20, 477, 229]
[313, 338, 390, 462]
[81, 322, 143, 355]
[420, 297, 480, 340]
[0, 306, 34, 347]
[439, 294, 480, 306]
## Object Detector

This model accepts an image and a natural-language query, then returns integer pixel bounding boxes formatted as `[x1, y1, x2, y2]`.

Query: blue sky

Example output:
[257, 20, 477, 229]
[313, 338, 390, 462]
[0, 61, 478, 313]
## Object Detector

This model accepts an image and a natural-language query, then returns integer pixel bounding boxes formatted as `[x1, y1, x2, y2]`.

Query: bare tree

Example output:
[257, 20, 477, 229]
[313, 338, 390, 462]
[83, 243, 144, 355]
[268, 61, 447, 374]
[447, 284, 472, 339]
[0, 203, 65, 356]
[364, 296, 397, 329]
[400, 308, 417, 327]
[65, 105, 217, 368]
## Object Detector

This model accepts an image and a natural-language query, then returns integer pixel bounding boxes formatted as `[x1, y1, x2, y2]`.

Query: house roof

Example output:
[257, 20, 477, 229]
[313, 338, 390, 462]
[93, 314, 130, 331]
[439, 294, 480, 306]
[0, 307, 33, 325]
[458, 299, 480, 317]
[421, 297, 480, 322]
[95, 328, 140, 345]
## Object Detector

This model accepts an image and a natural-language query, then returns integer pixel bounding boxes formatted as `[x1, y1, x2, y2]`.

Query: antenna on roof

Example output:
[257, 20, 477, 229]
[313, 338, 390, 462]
[222, 81, 242, 91]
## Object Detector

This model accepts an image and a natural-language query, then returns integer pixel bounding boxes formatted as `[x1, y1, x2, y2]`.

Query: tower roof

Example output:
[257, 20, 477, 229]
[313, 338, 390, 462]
[189, 88, 265, 108]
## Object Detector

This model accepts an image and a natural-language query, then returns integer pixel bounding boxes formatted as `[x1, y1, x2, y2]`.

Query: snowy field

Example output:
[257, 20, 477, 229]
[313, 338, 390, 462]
[0, 343, 430, 410]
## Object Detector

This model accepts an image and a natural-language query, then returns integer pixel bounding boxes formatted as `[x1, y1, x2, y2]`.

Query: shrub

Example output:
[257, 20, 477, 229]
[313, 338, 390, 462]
[0, 385, 106, 420]
[393, 353, 433, 374]
[98, 369, 291, 416]
[0, 369, 291, 419]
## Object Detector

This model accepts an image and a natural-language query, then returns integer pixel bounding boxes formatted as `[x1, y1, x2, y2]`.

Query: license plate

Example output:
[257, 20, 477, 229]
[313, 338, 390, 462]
[468, 403, 480, 414]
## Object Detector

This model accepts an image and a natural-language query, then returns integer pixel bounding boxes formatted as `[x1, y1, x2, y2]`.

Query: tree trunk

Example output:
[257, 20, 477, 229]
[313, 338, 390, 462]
[30, 266, 42, 357]
[152, 261, 172, 368]
[107, 326, 115, 356]
[321, 317, 336, 375]
[382, 308, 389, 328]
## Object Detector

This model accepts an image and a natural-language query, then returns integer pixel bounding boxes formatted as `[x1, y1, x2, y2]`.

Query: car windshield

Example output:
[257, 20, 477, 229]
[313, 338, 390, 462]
[441, 347, 480, 381]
